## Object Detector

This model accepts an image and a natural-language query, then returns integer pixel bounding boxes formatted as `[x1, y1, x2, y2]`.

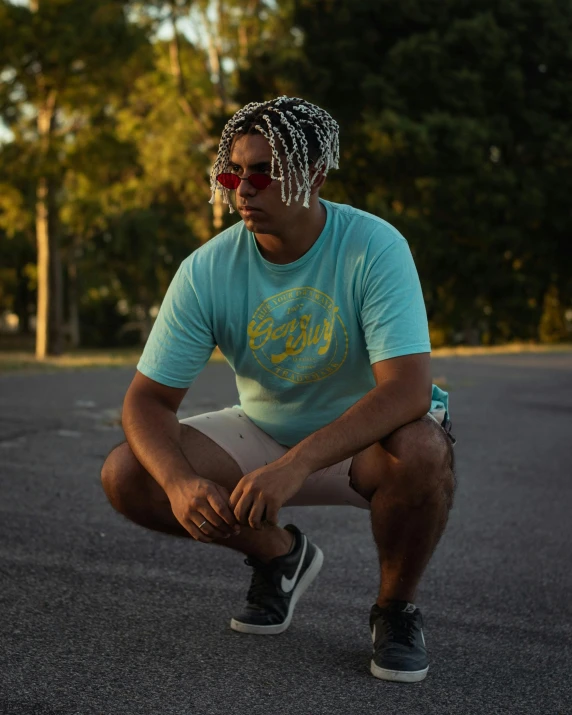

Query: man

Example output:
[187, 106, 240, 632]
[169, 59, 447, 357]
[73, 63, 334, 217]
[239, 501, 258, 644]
[101, 96, 456, 684]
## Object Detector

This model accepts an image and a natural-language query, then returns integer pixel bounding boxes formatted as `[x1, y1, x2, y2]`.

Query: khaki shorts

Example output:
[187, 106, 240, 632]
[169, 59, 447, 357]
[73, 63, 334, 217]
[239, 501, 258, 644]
[180, 406, 450, 511]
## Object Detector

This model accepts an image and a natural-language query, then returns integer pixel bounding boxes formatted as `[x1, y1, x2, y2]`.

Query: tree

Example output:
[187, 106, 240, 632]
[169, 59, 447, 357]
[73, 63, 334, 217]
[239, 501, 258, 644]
[0, 0, 150, 356]
[0, 0, 280, 352]
[239, 0, 572, 344]
[0, 140, 36, 336]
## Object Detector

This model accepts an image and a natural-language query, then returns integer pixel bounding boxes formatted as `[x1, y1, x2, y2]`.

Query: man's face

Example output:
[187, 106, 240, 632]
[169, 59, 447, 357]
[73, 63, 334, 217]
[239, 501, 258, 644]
[227, 132, 317, 236]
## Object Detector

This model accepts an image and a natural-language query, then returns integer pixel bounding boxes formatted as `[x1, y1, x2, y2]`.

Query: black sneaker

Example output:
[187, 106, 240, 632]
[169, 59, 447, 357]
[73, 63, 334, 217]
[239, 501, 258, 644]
[230, 524, 323, 635]
[369, 601, 429, 682]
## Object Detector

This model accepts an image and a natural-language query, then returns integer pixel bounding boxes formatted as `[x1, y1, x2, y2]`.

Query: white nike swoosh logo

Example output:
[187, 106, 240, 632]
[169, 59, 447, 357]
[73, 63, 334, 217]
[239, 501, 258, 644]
[281, 535, 307, 593]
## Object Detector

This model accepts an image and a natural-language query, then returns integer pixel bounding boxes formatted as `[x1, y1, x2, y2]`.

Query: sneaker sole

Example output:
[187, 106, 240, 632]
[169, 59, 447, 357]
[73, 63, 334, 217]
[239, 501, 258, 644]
[229, 544, 324, 635]
[370, 662, 429, 683]
[369, 631, 429, 682]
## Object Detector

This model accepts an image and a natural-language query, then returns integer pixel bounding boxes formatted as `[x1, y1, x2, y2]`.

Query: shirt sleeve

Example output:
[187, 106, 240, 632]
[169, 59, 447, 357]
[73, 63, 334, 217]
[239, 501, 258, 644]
[136, 257, 216, 388]
[360, 238, 431, 364]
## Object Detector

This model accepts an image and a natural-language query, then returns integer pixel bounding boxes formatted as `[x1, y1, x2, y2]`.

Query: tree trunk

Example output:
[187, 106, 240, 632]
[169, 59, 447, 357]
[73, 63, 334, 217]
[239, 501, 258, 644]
[213, 190, 223, 231]
[168, 8, 211, 145]
[35, 175, 50, 359]
[67, 242, 81, 348]
[35, 173, 64, 357]
[14, 249, 31, 335]
[238, 0, 261, 60]
[50, 228, 64, 355]
[32, 0, 61, 358]
[204, 2, 227, 111]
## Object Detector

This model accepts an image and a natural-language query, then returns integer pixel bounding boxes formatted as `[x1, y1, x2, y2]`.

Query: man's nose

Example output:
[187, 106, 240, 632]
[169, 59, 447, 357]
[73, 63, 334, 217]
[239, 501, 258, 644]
[236, 176, 256, 200]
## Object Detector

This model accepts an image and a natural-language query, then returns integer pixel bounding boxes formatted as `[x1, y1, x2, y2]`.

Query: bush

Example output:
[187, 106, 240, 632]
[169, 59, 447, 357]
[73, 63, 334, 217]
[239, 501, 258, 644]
[79, 295, 137, 348]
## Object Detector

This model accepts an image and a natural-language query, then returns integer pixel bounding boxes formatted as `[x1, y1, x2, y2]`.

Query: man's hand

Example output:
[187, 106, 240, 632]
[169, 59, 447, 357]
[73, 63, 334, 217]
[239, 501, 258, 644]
[166, 477, 241, 543]
[229, 457, 310, 529]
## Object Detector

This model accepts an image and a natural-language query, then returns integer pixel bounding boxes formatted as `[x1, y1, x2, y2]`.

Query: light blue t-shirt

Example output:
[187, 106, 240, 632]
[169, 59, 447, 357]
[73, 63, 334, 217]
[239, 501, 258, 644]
[137, 199, 449, 447]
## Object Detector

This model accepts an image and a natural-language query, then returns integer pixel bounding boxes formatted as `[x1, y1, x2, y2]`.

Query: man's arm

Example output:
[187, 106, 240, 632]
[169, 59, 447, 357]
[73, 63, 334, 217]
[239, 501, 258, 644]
[122, 371, 241, 538]
[126, 254, 216, 491]
[228, 353, 432, 528]
[284, 353, 432, 475]
[122, 371, 199, 491]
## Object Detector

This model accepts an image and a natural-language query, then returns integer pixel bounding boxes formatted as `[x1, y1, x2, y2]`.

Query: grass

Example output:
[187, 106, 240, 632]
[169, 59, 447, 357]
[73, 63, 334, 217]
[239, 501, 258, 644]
[429, 342, 572, 357]
[0, 342, 570, 375]
[0, 346, 227, 374]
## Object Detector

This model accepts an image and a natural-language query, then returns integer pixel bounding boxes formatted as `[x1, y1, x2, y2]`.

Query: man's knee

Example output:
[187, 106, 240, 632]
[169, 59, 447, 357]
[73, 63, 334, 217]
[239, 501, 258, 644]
[100, 441, 142, 513]
[381, 416, 456, 505]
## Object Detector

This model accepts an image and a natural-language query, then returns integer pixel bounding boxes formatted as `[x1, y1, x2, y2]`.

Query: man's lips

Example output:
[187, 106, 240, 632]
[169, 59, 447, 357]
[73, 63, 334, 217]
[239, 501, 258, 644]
[239, 206, 261, 213]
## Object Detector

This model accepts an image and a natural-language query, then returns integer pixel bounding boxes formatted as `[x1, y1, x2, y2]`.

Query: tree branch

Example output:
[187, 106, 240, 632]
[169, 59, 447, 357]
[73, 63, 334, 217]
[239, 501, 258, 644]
[168, 4, 212, 146]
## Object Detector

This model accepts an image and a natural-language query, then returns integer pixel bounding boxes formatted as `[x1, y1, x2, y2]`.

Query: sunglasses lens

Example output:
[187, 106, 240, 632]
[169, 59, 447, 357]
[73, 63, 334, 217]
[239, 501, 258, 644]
[216, 173, 240, 190]
[248, 174, 273, 190]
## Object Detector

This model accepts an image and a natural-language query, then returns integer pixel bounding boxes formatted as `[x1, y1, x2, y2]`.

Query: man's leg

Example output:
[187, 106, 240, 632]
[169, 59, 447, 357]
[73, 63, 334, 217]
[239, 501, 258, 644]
[349, 415, 456, 607]
[100, 424, 294, 563]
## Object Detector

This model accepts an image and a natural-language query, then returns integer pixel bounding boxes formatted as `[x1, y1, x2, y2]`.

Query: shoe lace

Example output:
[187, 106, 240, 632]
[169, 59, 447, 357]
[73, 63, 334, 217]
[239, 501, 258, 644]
[376, 610, 418, 647]
[244, 557, 278, 610]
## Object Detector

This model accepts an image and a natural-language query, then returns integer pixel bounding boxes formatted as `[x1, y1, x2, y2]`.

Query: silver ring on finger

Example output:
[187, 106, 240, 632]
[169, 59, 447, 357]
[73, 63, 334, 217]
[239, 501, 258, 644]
[198, 520, 207, 530]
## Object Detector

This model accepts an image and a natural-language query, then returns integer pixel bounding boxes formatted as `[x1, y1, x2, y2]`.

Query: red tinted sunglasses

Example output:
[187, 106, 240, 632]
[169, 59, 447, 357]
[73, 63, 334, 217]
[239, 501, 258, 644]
[216, 172, 273, 191]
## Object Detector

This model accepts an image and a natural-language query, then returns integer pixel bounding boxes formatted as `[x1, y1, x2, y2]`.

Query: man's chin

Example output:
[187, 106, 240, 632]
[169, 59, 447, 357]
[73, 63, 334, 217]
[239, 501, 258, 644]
[242, 214, 267, 230]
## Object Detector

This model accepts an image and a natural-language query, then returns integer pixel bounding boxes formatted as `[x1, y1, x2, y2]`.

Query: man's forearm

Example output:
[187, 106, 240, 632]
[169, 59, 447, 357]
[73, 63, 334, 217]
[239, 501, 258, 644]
[285, 381, 431, 476]
[122, 393, 198, 491]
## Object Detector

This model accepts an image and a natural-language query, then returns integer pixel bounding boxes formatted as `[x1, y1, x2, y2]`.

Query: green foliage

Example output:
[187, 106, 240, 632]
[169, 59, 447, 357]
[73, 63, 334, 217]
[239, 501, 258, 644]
[0, 0, 570, 348]
[539, 285, 568, 343]
[240, 0, 572, 344]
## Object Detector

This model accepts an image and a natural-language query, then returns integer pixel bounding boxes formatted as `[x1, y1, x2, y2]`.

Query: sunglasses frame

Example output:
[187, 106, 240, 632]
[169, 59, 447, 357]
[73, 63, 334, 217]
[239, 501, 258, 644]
[216, 172, 274, 191]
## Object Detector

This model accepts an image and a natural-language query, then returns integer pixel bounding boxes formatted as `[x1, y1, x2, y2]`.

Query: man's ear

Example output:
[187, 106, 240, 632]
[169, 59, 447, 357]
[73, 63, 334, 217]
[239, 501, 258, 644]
[310, 169, 326, 194]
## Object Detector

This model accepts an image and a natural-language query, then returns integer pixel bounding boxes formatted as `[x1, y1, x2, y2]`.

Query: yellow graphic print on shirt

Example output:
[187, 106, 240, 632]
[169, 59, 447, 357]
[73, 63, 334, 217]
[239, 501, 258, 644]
[247, 287, 348, 384]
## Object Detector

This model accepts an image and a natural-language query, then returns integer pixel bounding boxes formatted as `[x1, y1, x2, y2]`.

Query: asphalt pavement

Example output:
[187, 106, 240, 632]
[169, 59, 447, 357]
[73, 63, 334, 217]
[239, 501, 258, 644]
[1, 352, 571, 715]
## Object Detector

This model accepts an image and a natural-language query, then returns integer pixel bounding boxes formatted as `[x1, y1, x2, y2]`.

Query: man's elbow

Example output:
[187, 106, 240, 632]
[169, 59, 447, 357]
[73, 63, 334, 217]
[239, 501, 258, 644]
[412, 385, 432, 418]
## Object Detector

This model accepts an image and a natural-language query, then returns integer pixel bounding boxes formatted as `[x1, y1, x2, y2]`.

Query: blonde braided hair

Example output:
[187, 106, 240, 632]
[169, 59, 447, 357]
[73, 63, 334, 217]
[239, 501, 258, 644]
[209, 96, 339, 214]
